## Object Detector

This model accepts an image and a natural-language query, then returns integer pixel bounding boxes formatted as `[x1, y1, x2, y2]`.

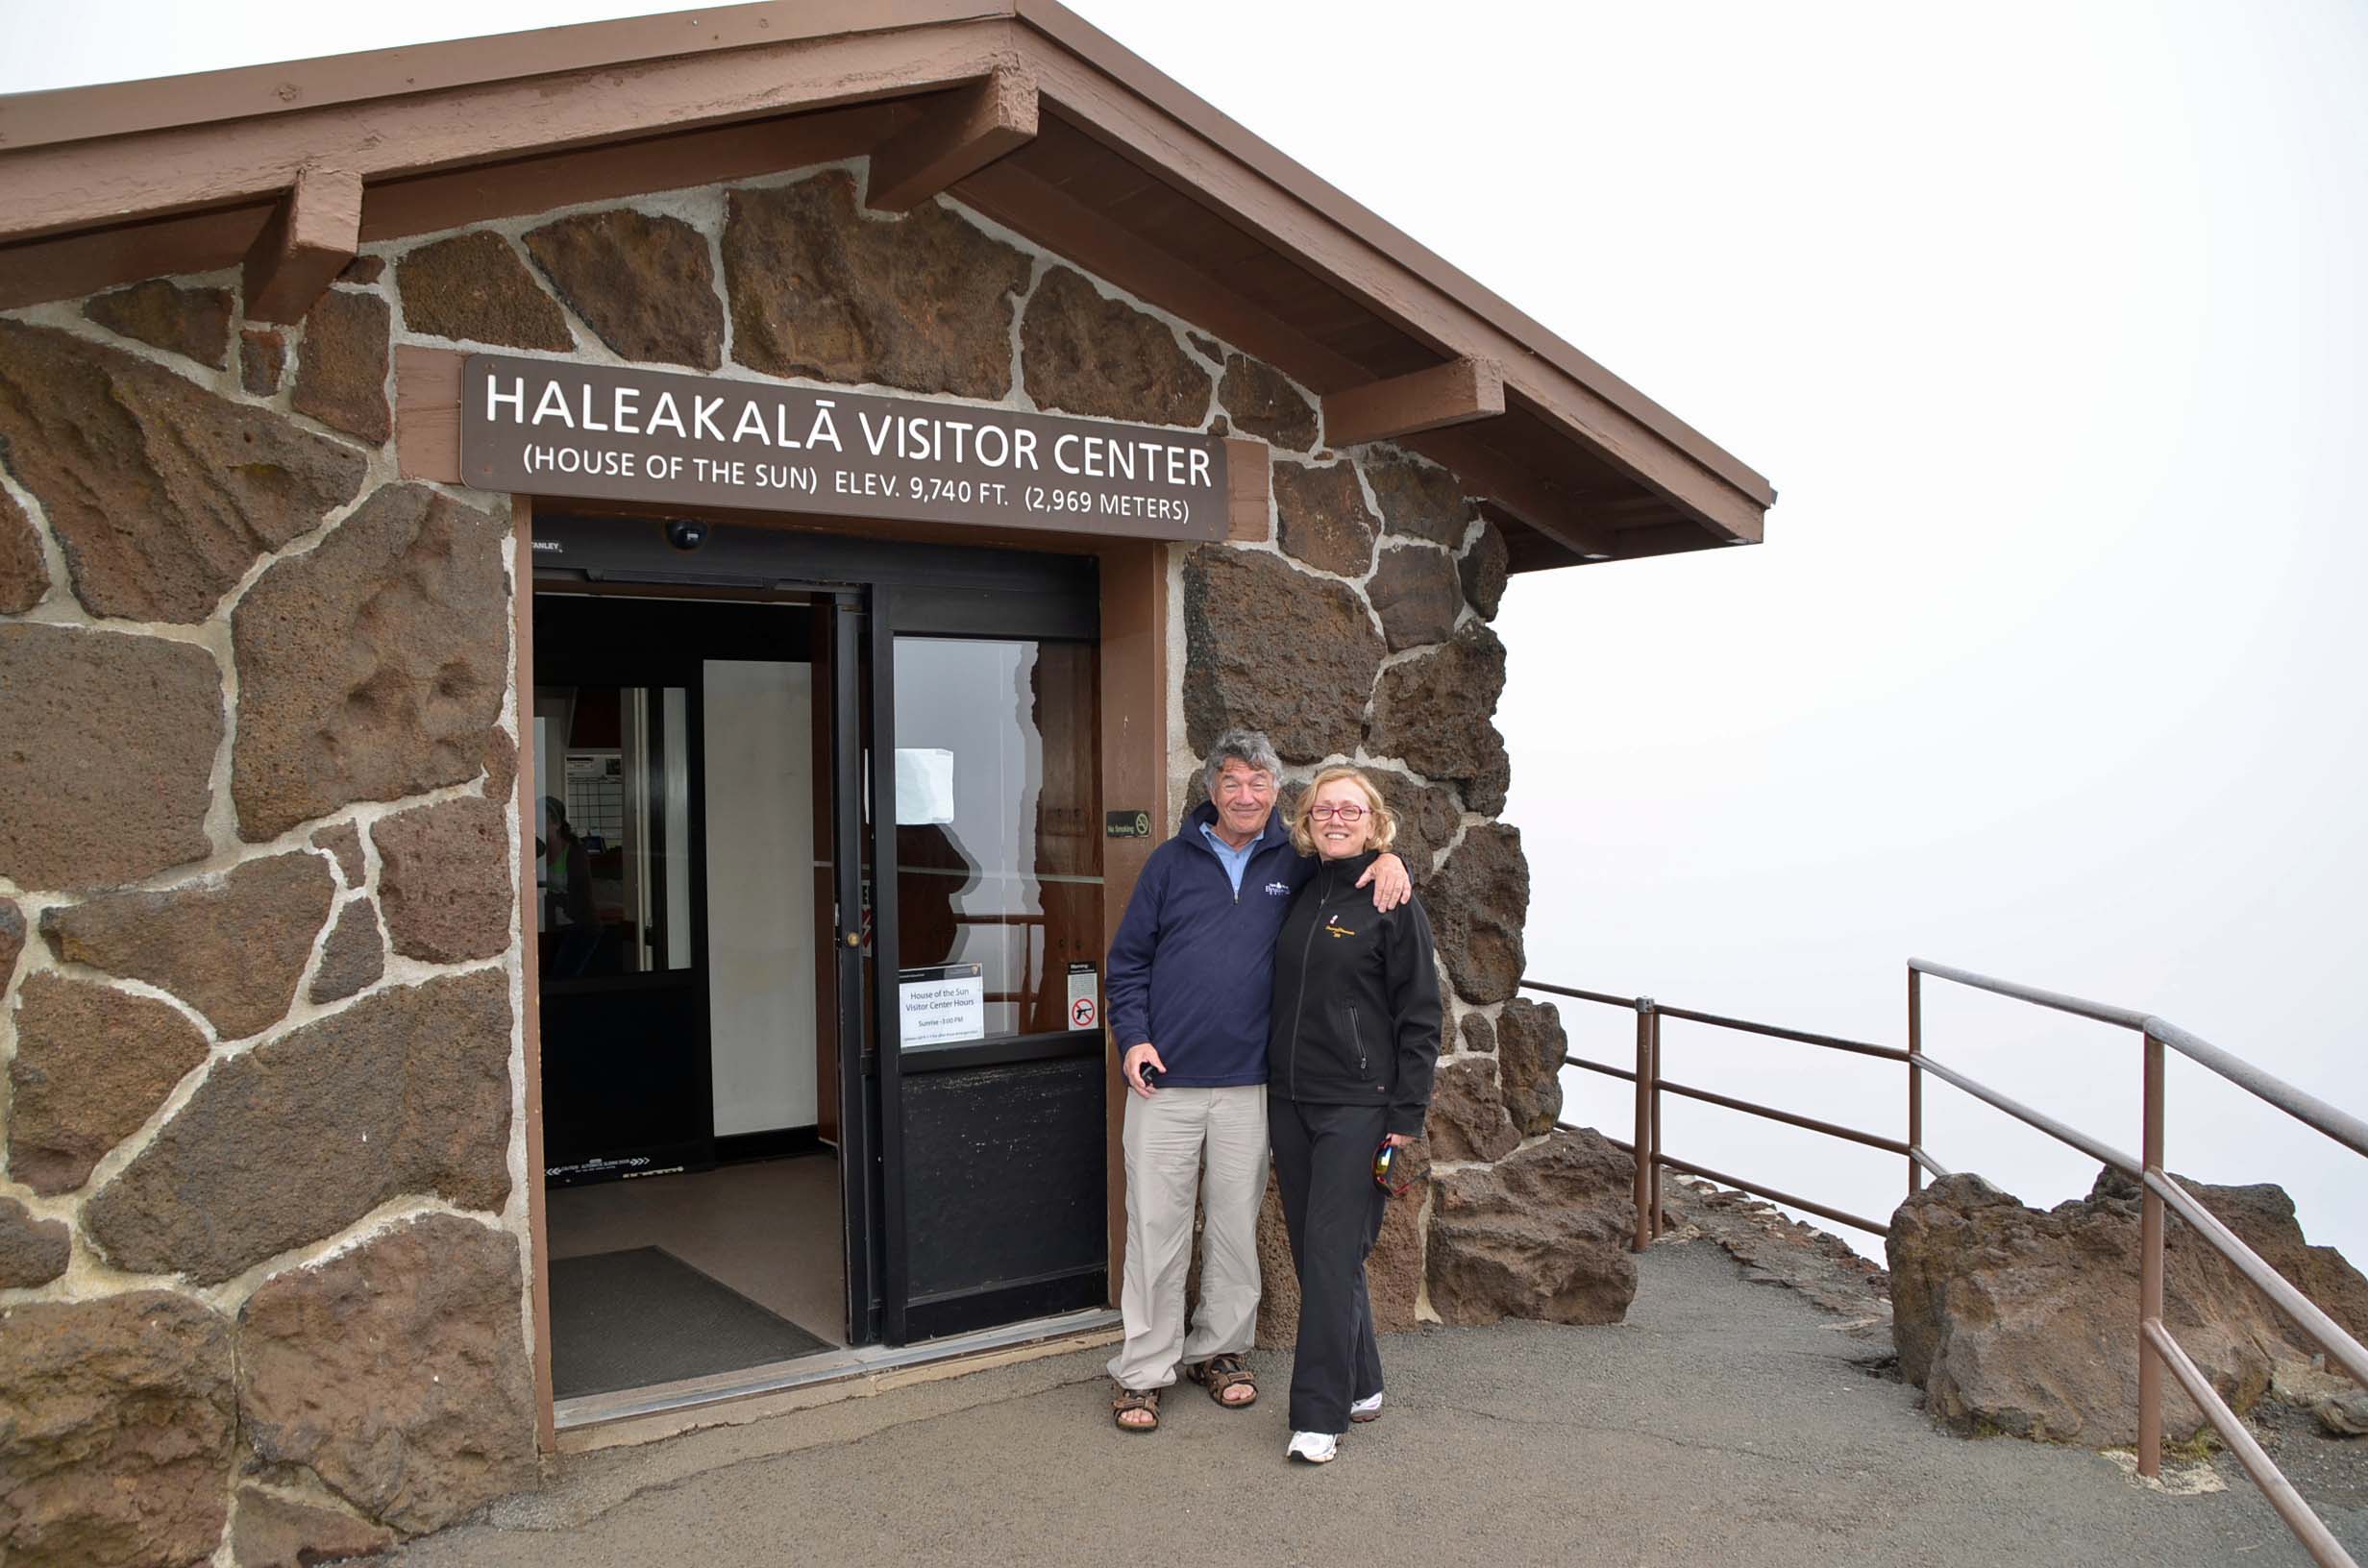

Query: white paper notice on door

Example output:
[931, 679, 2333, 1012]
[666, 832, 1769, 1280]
[898, 962, 984, 1047]
[894, 747, 955, 825]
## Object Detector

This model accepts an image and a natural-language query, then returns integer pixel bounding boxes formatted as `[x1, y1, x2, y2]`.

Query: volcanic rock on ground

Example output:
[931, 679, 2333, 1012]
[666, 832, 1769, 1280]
[1888, 1167, 2368, 1445]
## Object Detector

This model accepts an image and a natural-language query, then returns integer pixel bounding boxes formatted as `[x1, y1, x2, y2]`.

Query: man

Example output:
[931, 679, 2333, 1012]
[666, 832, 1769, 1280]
[1102, 729, 1410, 1432]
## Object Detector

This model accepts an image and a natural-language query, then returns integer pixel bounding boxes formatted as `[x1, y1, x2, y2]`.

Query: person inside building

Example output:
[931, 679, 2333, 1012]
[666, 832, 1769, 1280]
[537, 796, 600, 977]
[1266, 766, 1443, 1464]
[1102, 731, 1409, 1433]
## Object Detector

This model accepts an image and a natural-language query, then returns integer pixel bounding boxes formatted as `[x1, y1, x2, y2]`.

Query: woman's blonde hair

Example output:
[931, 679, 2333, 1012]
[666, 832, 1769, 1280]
[1289, 766, 1398, 857]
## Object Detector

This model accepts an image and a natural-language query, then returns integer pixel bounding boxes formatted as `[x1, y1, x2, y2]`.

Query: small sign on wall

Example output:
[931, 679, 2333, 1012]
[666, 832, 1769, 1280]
[899, 962, 985, 1047]
[1067, 963, 1099, 1031]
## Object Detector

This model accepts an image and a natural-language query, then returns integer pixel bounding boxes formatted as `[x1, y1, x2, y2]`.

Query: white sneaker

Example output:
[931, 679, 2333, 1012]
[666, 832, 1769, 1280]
[1286, 1431, 1339, 1464]
[1349, 1391, 1384, 1423]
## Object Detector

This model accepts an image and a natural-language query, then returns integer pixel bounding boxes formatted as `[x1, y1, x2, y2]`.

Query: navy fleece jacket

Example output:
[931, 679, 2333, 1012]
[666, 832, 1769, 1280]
[1104, 801, 1315, 1088]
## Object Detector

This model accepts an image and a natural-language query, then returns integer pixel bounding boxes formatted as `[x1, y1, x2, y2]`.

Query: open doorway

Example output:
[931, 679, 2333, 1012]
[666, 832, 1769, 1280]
[532, 591, 847, 1402]
[528, 517, 1120, 1418]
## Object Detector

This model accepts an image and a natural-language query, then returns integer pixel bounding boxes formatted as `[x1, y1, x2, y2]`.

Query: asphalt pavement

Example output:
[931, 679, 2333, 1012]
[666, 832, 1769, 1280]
[393, 1239, 2367, 1567]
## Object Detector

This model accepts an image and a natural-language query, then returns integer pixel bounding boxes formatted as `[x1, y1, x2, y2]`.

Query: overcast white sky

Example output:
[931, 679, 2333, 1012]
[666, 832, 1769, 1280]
[5, 1, 2362, 1262]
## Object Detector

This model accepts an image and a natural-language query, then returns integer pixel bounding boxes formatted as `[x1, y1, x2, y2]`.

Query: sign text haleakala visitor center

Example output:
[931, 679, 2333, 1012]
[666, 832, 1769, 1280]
[461, 355, 1230, 540]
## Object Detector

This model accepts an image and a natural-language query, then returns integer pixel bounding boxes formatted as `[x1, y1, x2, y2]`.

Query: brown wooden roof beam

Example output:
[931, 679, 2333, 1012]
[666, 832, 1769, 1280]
[1322, 356, 1504, 450]
[1410, 425, 1616, 560]
[242, 165, 359, 325]
[0, 19, 1019, 247]
[953, 155, 1369, 387]
[867, 65, 1038, 213]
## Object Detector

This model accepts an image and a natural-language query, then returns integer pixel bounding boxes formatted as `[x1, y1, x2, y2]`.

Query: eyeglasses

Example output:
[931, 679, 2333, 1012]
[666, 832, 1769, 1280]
[1309, 802, 1368, 822]
[1372, 1140, 1416, 1196]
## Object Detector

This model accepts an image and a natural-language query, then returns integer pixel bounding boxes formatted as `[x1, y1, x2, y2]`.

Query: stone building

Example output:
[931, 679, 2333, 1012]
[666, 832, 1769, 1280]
[0, 5, 1772, 1562]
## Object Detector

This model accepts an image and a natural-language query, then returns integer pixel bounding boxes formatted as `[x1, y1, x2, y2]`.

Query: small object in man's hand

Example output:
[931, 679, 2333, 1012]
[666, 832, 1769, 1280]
[1139, 1063, 1161, 1090]
[1372, 1139, 1415, 1196]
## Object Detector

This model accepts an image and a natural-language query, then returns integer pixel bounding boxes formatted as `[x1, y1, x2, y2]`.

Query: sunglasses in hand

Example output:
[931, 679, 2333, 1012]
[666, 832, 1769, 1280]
[1372, 1139, 1417, 1197]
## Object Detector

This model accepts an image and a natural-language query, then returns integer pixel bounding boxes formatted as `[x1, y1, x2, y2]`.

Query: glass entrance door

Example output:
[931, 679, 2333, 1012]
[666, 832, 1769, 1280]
[871, 610, 1109, 1344]
[530, 516, 1108, 1360]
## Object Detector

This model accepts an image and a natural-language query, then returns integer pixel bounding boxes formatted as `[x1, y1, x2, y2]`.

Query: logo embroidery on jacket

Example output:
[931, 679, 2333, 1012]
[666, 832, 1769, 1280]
[1324, 916, 1357, 939]
[1264, 881, 1292, 896]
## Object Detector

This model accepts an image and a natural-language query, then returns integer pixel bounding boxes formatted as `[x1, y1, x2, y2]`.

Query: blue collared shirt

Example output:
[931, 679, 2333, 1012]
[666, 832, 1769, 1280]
[1199, 821, 1261, 896]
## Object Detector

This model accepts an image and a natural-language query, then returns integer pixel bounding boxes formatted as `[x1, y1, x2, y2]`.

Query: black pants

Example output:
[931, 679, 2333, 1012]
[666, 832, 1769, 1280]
[1269, 1095, 1387, 1434]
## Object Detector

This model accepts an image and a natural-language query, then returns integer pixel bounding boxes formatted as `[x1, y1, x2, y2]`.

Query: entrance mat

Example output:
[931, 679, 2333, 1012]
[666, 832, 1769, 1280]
[551, 1247, 833, 1401]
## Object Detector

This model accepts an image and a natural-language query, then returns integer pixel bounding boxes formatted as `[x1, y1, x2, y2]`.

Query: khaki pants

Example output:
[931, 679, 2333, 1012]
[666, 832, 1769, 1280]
[1105, 1084, 1269, 1391]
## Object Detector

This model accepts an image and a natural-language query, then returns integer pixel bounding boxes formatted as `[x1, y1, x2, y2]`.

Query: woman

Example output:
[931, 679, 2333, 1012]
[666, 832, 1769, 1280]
[1267, 767, 1442, 1464]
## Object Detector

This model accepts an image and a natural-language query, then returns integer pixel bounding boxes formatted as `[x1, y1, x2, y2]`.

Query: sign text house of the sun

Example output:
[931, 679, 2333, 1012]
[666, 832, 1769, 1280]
[461, 355, 1230, 542]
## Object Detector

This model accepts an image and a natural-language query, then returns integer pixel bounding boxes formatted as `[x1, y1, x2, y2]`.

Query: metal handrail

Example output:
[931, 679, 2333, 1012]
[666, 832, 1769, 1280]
[1910, 958, 2368, 1157]
[1522, 961, 2364, 1568]
[1914, 960, 2361, 1567]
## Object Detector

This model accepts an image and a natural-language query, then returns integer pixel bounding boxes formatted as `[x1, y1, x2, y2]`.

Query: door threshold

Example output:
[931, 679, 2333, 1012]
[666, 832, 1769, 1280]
[554, 1307, 1121, 1446]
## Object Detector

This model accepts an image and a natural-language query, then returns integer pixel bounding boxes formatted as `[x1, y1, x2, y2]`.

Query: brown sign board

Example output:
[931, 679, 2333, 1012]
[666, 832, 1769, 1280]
[460, 355, 1229, 542]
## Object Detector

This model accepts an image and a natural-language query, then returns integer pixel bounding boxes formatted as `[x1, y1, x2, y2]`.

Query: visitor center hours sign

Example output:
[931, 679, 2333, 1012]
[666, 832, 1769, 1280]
[460, 355, 1231, 542]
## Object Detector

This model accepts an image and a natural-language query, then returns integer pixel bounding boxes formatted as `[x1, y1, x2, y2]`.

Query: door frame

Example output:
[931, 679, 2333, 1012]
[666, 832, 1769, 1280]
[515, 500, 1169, 1442]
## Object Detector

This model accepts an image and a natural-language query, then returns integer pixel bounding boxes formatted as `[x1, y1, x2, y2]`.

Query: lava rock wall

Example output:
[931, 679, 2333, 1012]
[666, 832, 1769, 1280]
[0, 159, 1589, 1563]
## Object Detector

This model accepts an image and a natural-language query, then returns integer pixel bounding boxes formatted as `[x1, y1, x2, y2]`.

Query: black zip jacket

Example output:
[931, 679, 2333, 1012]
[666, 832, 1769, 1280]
[1267, 849, 1443, 1136]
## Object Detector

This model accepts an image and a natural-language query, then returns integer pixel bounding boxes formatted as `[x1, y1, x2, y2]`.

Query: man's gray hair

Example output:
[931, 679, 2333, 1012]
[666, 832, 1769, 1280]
[1203, 729, 1283, 796]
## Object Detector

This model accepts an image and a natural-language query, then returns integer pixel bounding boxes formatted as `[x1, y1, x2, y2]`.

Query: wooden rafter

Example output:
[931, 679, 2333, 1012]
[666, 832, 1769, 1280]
[1322, 356, 1504, 449]
[241, 166, 360, 325]
[867, 64, 1039, 213]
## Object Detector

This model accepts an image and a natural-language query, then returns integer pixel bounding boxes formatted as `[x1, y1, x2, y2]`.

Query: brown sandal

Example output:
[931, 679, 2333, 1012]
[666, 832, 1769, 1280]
[1186, 1354, 1258, 1409]
[1112, 1384, 1160, 1432]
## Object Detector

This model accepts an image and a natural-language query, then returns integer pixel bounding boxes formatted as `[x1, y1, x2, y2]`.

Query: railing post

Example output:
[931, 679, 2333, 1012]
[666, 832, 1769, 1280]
[1649, 1006, 1665, 1238]
[1907, 965, 1924, 1196]
[2138, 1030, 2166, 1479]
[1632, 997, 1655, 1253]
